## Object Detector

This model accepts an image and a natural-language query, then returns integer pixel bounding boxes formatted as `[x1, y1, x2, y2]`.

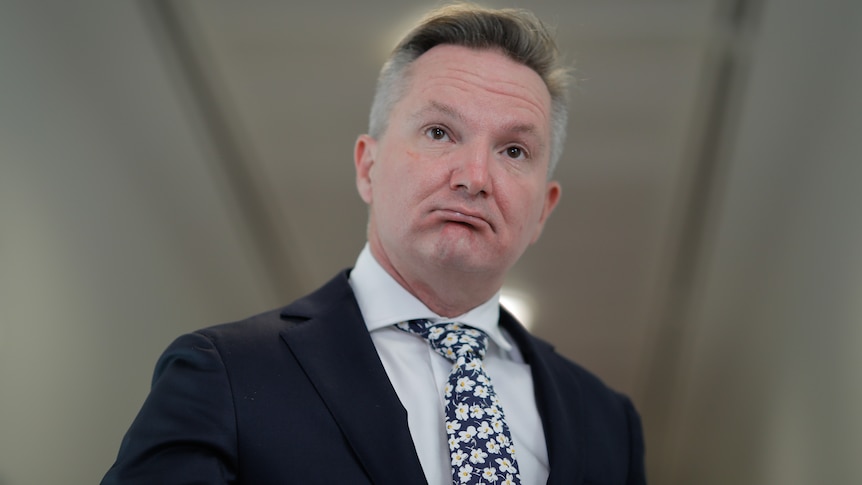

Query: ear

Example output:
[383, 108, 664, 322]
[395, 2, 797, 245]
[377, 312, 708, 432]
[530, 180, 561, 244]
[354, 134, 377, 204]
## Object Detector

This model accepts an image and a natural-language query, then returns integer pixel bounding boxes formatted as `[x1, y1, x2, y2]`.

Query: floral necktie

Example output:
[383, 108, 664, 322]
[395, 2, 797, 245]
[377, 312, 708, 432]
[397, 319, 521, 485]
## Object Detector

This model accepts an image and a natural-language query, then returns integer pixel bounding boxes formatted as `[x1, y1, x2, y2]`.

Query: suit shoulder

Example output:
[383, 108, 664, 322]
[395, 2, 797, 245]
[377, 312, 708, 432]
[184, 306, 293, 354]
[531, 334, 634, 411]
[193, 270, 354, 342]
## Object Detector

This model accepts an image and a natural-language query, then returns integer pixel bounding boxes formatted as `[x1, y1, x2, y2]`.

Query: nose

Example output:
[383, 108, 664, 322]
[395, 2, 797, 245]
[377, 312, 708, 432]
[450, 144, 491, 197]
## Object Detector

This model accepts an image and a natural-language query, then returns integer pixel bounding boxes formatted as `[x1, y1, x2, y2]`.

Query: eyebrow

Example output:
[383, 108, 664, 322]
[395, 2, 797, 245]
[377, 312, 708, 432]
[411, 100, 541, 138]
[410, 100, 465, 123]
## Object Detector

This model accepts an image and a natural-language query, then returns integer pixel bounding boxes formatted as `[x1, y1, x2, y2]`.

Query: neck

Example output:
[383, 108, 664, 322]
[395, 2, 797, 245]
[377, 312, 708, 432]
[369, 242, 501, 318]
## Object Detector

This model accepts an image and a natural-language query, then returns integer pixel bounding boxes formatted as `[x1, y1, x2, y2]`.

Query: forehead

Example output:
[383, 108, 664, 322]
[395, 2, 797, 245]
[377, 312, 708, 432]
[400, 44, 552, 127]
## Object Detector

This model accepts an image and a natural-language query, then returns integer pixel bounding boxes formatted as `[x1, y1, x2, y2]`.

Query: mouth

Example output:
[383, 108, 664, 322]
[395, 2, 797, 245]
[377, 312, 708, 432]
[435, 208, 493, 232]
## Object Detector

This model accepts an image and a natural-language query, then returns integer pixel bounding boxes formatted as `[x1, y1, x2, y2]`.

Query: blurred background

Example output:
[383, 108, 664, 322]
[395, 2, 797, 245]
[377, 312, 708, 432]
[1, 0, 860, 483]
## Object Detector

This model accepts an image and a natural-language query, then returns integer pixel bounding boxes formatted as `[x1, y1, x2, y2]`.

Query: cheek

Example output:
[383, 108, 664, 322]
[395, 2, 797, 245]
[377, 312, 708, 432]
[372, 165, 415, 217]
[397, 154, 448, 198]
[501, 185, 546, 233]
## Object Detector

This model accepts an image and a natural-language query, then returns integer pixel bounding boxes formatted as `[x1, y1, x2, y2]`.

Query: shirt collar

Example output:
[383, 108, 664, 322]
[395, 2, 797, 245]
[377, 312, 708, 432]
[348, 244, 512, 351]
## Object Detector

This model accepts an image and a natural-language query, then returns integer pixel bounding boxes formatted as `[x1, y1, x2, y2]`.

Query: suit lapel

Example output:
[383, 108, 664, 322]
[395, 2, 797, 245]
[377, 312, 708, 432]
[279, 272, 427, 485]
[501, 310, 585, 485]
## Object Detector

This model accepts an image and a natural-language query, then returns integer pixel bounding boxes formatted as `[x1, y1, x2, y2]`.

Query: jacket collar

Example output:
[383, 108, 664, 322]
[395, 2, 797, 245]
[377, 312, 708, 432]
[278, 270, 427, 485]
[500, 308, 585, 485]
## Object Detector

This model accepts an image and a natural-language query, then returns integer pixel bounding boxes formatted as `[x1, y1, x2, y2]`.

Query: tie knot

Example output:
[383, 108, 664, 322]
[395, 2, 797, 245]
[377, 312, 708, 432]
[396, 319, 489, 362]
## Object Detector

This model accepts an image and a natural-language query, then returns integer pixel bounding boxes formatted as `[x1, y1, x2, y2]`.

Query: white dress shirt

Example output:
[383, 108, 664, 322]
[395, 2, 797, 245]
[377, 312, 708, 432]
[349, 244, 549, 485]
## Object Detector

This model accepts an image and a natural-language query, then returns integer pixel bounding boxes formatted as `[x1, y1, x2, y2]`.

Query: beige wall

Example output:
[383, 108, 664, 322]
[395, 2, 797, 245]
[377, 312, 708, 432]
[0, 3, 279, 483]
[650, 1, 862, 483]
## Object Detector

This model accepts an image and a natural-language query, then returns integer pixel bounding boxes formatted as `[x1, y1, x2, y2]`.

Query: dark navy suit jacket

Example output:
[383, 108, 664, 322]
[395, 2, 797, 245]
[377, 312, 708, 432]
[103, 270, 646, 484]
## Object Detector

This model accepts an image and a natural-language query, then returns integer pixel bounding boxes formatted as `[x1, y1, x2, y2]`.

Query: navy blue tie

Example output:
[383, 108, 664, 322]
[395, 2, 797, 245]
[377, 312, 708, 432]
[397, 319, 521, 485]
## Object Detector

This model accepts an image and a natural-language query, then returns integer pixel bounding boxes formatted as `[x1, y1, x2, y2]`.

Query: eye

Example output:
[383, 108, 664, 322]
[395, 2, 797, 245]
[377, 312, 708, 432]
[504, 146, 526, 160]
[425, 126, 450, 141]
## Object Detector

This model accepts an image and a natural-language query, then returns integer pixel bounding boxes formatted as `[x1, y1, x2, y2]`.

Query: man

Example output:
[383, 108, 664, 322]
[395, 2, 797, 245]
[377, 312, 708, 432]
[103, 4, 645, 484]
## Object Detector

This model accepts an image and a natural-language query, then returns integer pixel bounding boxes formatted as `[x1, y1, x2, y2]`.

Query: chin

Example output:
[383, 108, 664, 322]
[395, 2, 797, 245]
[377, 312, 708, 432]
[425, 244, 497, 274]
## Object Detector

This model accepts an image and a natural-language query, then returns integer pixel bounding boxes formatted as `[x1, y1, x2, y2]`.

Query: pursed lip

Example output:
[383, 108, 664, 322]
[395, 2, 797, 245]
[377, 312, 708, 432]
[433, 207, 494, 232]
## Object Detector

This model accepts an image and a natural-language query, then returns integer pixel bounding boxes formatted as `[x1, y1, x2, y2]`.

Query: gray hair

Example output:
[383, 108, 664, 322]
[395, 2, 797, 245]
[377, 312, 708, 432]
[368, 3, 572, 176]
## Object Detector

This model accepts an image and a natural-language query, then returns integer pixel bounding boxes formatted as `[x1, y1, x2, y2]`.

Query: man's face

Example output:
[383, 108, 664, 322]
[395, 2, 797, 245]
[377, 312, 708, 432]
[355, 44, 561, 285]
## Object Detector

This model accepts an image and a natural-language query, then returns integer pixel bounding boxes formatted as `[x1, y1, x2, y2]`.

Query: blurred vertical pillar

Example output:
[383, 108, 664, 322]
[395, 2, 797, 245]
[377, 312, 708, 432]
[648, 0, 862, 483]
[0, 1, 303, 483]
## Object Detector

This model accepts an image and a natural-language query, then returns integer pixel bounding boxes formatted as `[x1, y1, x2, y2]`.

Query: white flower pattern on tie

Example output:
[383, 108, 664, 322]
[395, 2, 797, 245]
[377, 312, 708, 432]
[397, 320, 521, 485]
